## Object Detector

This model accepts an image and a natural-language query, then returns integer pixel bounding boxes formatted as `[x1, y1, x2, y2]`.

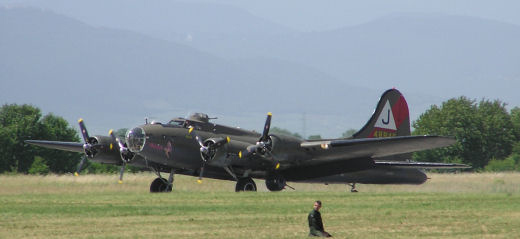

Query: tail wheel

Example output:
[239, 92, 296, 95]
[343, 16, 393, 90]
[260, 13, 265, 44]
[150, 177, 172, 193]
[235, 177, 257, 192]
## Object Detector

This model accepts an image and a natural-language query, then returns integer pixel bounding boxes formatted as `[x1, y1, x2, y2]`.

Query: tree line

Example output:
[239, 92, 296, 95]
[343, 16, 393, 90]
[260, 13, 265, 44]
[0, 104, 125, 174]
[1, 97, 520, 174]
[413, 97, 520, 171]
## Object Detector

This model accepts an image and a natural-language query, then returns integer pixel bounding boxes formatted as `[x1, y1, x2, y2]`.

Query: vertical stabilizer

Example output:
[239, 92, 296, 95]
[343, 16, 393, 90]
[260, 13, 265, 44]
[353, 89, 410, 139]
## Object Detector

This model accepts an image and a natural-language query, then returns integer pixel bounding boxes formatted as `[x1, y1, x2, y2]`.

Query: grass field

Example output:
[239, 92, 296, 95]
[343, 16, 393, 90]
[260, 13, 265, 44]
[1, 173, 519, 238]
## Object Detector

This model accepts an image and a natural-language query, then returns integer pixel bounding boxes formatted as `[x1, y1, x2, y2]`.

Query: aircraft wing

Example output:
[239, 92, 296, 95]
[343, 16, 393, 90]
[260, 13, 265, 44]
[374, 161, 470, 168]
[25, 140, 84, 153]
[300, 136, 456, 162]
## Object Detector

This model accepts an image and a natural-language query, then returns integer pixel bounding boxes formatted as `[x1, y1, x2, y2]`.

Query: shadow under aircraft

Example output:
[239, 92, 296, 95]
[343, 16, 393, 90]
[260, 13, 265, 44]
[26, 89, 468, 192]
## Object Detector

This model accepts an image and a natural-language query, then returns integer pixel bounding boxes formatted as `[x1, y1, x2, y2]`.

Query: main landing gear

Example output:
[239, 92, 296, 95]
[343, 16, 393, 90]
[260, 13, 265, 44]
[150, 169, 175, 193]
[235, 177, 257, 192]
[265, 173, 286, 192]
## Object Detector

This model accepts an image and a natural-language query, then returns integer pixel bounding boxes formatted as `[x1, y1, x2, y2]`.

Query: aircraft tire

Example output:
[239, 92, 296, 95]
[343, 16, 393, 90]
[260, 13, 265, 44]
[265, 174, 286, 192]
[235, 177, 256, 192]
[150, 177, 172, 193]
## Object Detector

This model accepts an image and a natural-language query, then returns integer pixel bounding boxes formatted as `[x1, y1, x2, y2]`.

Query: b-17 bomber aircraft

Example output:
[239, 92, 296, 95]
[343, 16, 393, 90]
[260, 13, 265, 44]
[26, 89, 468, 192]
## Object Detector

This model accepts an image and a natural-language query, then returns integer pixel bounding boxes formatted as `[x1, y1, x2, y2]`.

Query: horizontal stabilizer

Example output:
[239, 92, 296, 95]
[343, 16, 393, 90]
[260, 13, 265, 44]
[301, 136, 456, 159]
[25, 140, 84, 153]
[375, 161, 470, 169]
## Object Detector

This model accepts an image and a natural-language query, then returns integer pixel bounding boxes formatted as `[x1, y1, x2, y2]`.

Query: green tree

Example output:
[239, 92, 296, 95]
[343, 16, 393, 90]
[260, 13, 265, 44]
[28, 156, 50, 175]
[511, 107, 520, 140]
[39, 114, 82, 173]
[307, 135, 322, 140]
[477, 100, 515, 161]
[341, 129, 357, 138]
[0, 104, 44, 173]
[484, 157, 517, 172]
[114, 128, 128, 139]
[413, 97, 515, 170]
[0, 104, 81, 173]
[270, 127, 302, 139]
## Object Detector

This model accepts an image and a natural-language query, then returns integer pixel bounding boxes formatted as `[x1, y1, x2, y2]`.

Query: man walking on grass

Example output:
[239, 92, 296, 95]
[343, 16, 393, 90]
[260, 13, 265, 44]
[308, 200, 332, 237]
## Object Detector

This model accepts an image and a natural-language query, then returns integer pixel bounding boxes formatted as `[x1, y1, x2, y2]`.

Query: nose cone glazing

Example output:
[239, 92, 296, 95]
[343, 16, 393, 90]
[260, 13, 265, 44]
[126, 127, 146, 152]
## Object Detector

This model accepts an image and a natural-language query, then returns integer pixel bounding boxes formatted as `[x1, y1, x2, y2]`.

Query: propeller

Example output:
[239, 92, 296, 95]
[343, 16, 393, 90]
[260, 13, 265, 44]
[78, 118, 97, 158]
[188, 126, 230, 183]
[75, 119, 98, 176]
[238, 112, 280, 170]
[109, 129, 134, 184]
[239, 112, 273, 159]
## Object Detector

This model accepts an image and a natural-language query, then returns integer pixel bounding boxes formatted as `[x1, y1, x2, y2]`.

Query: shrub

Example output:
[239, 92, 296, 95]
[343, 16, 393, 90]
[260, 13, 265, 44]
[28, 156, 50, 175]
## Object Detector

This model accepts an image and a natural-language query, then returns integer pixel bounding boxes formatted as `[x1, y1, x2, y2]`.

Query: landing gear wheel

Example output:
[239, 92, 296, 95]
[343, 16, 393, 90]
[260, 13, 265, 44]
[265, 174, 286, 192]
[235, 177, 257, 192]
[150, 177, 172, 193]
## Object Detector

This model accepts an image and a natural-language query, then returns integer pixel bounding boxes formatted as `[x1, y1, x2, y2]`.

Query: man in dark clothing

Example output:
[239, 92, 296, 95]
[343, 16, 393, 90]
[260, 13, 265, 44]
[308, 200, 332, 237]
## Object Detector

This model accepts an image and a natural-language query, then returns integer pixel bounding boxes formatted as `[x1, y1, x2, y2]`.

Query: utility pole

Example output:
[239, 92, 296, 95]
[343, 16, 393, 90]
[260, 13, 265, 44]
[302, 112, 306, 139]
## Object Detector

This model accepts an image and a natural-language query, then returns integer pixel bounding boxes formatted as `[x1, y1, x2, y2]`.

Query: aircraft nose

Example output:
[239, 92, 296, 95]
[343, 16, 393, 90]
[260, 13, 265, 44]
[126, 127, 146, 153]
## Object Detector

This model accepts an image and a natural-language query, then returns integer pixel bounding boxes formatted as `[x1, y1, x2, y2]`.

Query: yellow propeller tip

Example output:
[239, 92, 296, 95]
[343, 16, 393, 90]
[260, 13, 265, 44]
[74, 172, 79, 177]
[238, 151, 242, 158]
[78, 118, 83, 123]
[275, 163, 280, 170]
[110, 144, 113, 150]
[197, 180, 202, 184]
[226, 136, 230, 143]
[267, 112, 272, 116]
[109, 129, 113, 135]
[118, 180, 123, 184]
[188, 127, 194, 134]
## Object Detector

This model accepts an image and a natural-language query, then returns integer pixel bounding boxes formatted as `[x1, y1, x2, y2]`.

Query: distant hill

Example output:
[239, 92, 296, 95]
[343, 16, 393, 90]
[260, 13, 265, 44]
[184, 13, 520, 107]
[4, 5, 519, 137]
[14, 1, 519, 107]
[0, 7, 377, 137]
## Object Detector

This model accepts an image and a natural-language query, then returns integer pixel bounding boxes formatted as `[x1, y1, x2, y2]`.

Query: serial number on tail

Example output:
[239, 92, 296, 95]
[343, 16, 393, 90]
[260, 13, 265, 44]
[373, 130, 397, 138]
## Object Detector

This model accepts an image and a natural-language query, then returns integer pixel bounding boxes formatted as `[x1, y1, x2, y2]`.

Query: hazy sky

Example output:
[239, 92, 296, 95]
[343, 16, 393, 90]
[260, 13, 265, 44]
[204, 0, 520, 31]
[3, 0, 520, 31]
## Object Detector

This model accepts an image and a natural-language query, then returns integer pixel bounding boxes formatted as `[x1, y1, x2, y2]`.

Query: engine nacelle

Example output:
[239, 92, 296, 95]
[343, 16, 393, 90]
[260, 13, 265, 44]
[88, 136, 124, 164]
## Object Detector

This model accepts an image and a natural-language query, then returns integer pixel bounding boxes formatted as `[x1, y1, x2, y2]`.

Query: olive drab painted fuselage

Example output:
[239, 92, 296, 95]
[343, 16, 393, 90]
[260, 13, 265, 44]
[25, 89, 469, 192]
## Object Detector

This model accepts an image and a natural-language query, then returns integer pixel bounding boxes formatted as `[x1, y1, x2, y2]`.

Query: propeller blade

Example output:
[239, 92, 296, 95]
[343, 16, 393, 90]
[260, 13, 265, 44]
[108, 129, 116, 150]
[75, 156, 87, 176]
[197, 163, 206, 184]
[109, 129, 126, 150]
[240, 112, 273, 159]
[260, 112, 272, 142]
[189, 126, 204, 147]
[78, 118, 90, 143]
[118, 163, 126, 184]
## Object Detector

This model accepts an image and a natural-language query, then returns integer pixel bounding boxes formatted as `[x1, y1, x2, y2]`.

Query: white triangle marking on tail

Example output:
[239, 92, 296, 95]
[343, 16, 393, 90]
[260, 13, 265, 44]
[374, 100, 397, 130]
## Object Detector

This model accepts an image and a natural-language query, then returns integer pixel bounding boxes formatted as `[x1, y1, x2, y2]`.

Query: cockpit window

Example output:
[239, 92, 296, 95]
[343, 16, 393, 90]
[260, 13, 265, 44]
[168, 120, 184, 127]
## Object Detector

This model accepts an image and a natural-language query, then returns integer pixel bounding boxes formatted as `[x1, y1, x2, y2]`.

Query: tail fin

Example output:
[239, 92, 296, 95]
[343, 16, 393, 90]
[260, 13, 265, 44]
[353, 89, 410, 139]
